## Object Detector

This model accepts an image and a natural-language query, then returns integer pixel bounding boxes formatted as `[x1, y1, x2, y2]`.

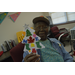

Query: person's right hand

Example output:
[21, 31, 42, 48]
[24, 53, 40, 62]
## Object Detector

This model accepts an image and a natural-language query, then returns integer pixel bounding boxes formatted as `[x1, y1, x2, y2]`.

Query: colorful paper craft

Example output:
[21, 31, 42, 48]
[32, 48, 36, 53]
[22, 24, 45, 54]
[25, 44, 30, 50]
[27, 36, 35, 43]
[23, 39, 27, 43]
[26, 29, 32, 37]
[36, 42, 42, 48]
[35, 37, 39, 41]
[33, 34, 36, 38]
[23, 24, 29, 30]
[0, 12, 8, 24]
[29, 50, 31, 52]
[9, 12, 21, 22]
[31, 43, 35, 47]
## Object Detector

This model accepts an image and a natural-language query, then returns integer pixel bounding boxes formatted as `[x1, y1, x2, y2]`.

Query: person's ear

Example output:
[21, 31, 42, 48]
[33, 25, 36, 30]
[33, 25, 35, 30]
[33, 27, 35, 30]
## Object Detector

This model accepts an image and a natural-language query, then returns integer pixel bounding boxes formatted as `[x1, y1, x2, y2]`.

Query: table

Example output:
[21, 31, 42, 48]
[0, 51, 11, 61]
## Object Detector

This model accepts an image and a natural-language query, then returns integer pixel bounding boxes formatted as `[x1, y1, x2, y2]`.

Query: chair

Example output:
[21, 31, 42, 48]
[50, 26, 69, 46]
[16, 31, 25, 43]
[10, 42, 25, 62]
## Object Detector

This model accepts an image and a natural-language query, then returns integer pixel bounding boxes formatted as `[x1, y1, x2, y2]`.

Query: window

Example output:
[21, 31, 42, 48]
[49, 12, 75, 25]
[67, 12, 75, 21]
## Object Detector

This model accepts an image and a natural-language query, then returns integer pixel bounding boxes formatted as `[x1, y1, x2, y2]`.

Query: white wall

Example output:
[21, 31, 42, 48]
[43, 12, 49, 16]
[57, 23, 75, 31]
[0, 12, 44, 51]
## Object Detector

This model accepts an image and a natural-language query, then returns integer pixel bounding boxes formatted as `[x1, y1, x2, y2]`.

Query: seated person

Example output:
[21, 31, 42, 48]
[22, 16, 73, 62]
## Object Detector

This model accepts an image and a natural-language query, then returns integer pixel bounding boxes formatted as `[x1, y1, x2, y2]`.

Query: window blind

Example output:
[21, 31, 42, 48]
[49, 12, 67, 24]
[67, 12, 75, 21]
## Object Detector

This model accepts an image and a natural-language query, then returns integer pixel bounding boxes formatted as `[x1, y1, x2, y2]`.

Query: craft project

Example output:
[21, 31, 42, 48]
[0, 12, 8, 24]
[9, 12, 21, 22]
[22, 24, 45, 54]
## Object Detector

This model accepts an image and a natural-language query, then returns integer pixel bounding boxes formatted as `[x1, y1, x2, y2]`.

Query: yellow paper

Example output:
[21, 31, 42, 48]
[29, 50, 31, 52]
[31, 43, 35, 47]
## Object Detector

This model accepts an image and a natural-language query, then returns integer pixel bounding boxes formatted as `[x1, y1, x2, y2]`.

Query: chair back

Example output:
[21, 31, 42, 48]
[10, 42, 25, 62]
[16, 31, 25, 43]
[50, 26, 59, 35]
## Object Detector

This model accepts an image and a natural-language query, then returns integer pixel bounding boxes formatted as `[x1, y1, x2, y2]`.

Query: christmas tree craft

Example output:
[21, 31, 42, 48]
[22, 24, 45, 54]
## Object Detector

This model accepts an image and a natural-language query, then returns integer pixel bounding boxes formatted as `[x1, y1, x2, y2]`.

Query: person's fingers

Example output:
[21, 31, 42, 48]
[35, 58, 40, 62]
[31, 55, 40, 62]
[27, 55, 40, 62]
[25, 53, 36, 60]
[24, 53, 36, 62]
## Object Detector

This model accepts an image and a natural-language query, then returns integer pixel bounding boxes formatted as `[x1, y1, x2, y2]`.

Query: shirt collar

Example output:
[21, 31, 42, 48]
[47, 37, 60, 44]
[47, 37, 55, 42]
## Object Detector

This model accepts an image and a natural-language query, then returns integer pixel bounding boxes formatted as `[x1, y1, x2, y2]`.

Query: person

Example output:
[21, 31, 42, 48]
[22, 16, 73, 62]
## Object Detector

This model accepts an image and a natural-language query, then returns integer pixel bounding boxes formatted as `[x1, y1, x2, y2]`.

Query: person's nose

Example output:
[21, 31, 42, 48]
[40, 27, 44, 31]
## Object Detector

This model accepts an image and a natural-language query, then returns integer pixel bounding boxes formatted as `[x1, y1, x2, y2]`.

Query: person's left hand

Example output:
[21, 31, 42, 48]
[24, 53, 40, 62]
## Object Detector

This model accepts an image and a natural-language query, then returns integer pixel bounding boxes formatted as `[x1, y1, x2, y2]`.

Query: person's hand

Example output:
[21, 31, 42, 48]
[24, 53, 40, 62]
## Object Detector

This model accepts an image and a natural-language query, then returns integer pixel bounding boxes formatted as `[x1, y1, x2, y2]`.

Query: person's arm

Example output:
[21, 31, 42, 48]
[61, 43, 73, 62]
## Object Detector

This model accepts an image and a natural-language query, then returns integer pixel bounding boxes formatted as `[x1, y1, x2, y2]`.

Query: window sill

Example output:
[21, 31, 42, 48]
[53, 21, 75, 26]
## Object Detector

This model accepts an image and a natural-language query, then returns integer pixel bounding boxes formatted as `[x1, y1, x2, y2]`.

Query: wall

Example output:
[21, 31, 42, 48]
[57, 23, 75, 31]
[43, 12, 49, 16]
[0, 12, 44, 51]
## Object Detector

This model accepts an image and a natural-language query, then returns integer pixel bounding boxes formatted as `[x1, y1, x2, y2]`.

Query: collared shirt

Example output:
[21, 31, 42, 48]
[22, 38, 73, 62]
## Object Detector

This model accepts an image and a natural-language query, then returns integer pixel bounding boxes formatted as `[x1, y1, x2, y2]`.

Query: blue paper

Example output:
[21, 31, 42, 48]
[23, 39, 27, 43]
[35, 37, 39, 41]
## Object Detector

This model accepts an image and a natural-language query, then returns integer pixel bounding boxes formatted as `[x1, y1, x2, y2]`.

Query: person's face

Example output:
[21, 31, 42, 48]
[34, 22, 49, 41]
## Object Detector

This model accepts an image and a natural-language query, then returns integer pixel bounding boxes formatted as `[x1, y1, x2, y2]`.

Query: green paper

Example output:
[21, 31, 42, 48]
[26, 29, 32, 37]
[25, 44, 30, 50]
[36, 41, 41, 48]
